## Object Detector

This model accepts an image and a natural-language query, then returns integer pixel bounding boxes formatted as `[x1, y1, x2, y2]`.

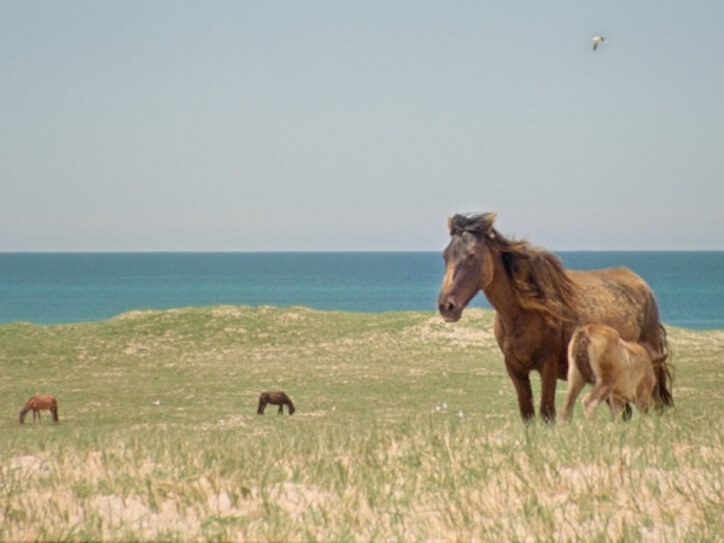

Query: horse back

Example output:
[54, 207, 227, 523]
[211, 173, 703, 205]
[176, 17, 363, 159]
[28, 394, 57, 410]
[568, 267, 662, 346]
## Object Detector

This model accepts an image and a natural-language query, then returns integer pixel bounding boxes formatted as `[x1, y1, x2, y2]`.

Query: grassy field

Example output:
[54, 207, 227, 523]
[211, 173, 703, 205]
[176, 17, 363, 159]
[1, 305, 722, 541]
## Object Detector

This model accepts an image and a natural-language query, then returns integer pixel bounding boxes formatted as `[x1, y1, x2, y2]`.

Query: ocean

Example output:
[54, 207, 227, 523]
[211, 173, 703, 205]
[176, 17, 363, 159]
[0, 252, 722, 329]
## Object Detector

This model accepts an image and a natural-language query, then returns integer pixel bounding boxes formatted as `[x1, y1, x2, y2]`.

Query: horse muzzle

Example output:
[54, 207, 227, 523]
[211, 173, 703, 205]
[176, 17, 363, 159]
[438, 293, 463, 322]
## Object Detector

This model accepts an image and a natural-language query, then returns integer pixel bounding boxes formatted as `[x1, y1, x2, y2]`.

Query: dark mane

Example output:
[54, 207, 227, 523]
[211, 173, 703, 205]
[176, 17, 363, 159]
[493, 232, 577, 323]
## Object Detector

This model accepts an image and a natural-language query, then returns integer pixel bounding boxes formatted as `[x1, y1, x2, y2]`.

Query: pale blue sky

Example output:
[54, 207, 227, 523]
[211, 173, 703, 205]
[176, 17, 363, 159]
[2, 1, 722, 251]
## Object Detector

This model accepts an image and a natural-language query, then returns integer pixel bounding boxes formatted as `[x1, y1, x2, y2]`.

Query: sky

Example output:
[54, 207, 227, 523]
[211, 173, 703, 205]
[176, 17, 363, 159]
[1, 1, 722, 251]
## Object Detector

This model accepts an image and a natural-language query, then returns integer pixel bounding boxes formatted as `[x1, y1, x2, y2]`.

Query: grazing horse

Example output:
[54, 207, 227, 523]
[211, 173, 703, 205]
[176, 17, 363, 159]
[18, 394, 59, 424]
[257, 391, 295, 415]
[561, 324, 669, 421]
[437, 212, 673, 421]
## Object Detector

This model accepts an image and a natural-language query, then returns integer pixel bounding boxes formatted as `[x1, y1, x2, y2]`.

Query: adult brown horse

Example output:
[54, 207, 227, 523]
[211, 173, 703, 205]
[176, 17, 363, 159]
[257, 391, 296, 415]
[19, 394, 59, 424]
[437, 212, 673, 421]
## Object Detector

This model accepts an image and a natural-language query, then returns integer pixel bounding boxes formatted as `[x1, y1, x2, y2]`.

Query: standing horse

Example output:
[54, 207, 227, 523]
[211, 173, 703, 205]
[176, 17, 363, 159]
[257, 391, 295, 415]
[18, 394, 59, 424]
[437, 212, 673, 421]
[561, 324, 669, 421]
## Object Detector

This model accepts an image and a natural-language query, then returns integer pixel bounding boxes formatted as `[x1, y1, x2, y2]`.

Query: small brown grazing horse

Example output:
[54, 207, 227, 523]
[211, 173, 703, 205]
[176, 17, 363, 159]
[438, 212, 673, 421]
[561, 324, 670, 421]
[18, 394, 59, 424]
[257, 391, 295, 415]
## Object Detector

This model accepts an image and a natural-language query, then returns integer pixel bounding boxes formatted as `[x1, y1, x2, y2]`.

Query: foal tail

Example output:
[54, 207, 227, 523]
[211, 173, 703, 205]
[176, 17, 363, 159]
[569, 327, 595, 384]
[654, 324, 674, 410]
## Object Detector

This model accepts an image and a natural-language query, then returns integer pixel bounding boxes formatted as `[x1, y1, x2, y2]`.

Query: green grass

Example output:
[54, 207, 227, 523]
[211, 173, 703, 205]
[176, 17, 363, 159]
[1, 306, 722, 541]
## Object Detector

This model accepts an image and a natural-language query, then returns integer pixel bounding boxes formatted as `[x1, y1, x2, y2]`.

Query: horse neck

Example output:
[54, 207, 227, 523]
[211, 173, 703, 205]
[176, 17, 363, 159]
[481, 247, 525, 323]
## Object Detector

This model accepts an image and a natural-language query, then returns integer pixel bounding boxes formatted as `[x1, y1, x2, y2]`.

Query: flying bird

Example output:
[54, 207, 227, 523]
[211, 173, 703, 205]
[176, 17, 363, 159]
[592, 36, 607, 51]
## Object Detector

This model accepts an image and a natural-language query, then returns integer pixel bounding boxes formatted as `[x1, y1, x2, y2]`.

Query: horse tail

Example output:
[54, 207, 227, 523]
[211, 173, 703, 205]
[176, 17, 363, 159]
[654, 324, 674, 410]
[569, 327, 596, 384]
[257, 393, 268, 415]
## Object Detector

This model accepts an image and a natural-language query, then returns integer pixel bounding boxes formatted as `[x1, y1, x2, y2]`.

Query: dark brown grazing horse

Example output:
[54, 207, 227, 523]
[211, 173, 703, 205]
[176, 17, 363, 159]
[19, 394, 59, 424]
[257, 391, 295, 415]
[437, 213, 673, 421]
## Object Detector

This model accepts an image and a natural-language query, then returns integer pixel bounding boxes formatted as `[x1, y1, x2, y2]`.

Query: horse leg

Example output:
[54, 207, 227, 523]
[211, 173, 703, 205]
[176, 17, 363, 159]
[505, 362, 535, 420]
[560, 366, 586, 423]
[277, 404, 283, 415]
[608, 397, 628, 421]
[635, 396, 650, 415]
[539, 358, 559, 422]
[635, 382, 653, 415]
[582, 383, 611, 419]
[603, 398, 631, 420]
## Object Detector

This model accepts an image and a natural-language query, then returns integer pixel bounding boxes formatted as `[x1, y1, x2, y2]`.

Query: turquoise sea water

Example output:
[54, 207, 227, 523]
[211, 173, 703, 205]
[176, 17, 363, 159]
[0, 252, 722, 329]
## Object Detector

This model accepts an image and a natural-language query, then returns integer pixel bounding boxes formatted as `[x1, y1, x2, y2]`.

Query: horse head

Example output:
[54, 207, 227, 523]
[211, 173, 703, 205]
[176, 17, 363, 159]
[438, 212, 497, 322]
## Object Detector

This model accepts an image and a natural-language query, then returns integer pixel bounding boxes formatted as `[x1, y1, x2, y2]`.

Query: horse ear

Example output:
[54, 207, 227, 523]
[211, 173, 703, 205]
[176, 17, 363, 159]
[477, 212, 497, 238]
[480, 212, 497, 232]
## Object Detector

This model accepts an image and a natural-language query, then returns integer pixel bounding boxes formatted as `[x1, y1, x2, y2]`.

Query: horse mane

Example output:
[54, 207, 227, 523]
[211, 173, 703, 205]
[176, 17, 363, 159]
[492, 231, 578, 322]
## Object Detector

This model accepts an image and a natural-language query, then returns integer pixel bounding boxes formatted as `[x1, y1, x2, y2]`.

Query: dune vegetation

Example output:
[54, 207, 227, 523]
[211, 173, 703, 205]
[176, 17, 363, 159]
[1, 306, 722, 541]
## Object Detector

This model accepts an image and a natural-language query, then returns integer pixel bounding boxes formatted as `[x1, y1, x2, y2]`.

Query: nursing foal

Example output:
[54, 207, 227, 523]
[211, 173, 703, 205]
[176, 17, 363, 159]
[561, 324, 668, 421]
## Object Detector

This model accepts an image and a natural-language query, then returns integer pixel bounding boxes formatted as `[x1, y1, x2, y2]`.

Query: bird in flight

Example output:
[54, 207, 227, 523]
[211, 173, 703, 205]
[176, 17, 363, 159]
[592, 36, 607, 51]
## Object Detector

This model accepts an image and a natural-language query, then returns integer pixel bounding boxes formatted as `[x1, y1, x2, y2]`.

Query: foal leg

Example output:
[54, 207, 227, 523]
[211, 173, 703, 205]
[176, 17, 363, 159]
[608, 397, 631, 421]
[635, 380, 655, 415]
[604, 399, 631, 420]
[635, 397, 650, 415]
[560, 368, 587, 423]
[583, 383, 611, 419]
